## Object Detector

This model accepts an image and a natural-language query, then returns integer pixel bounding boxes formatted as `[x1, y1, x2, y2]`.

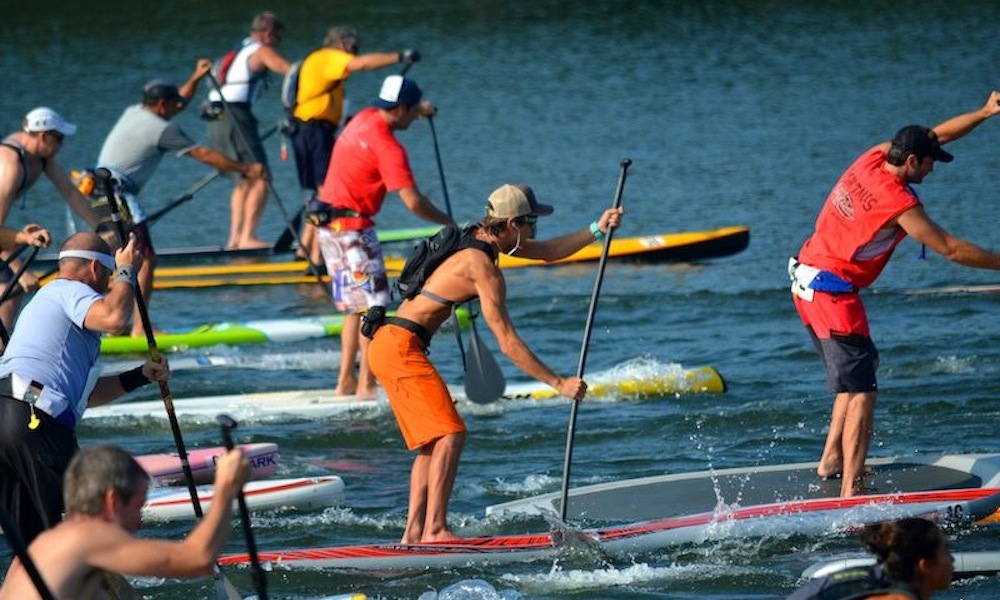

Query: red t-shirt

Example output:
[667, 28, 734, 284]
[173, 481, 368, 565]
[318, 107, 416, 231]
[797, 147, 922, 289]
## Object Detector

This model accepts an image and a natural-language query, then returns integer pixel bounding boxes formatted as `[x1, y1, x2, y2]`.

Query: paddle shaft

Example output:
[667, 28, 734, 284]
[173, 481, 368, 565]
[204, 73, 330, 299]
[217, 416, 268, 600]
[0, 505, 59, 600]
[0, 245, 41, 345]
[558, 158, 631, 522]
[101, 172, 244, 600]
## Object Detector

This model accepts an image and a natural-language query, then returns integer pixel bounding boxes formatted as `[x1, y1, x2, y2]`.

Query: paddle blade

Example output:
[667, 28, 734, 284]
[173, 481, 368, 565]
[214, 569, 243, 600]
[464, 323, 505, 404]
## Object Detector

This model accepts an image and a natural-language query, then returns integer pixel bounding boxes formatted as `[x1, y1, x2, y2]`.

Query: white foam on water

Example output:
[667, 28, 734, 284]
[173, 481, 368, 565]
[499, 562, 765, 594]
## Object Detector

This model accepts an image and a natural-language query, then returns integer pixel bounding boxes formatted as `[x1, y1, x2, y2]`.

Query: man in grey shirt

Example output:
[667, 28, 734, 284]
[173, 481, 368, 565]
[95, 59, 264, 336]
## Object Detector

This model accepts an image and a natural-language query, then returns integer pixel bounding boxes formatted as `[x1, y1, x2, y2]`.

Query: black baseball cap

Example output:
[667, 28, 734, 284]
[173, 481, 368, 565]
[890, 125, 953, 163]
[142, 79, 184, 105]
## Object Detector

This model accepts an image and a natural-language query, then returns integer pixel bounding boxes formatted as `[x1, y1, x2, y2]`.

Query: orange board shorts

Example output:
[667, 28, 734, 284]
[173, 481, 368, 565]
[368, 323, 466, 450]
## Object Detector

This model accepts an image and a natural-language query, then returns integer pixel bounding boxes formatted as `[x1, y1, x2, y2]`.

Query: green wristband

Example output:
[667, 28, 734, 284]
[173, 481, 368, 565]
[590, 221, 605, 240]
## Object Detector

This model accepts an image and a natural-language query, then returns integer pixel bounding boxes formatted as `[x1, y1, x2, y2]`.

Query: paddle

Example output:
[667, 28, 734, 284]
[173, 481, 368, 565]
[143, 169, 223, 226]
[558, 158, 631, 522]
[216, 414, 268, 600]
[203, 73, 330, 299]
[96, 169, 242, 600]
[425, 114, 507, 402]
[0, 505, 59, 600]
[0, 245, 42, 345]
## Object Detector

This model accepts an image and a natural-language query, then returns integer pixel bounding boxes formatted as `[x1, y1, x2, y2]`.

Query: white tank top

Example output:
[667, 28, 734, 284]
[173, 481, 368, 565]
[209, 39, 264, 104]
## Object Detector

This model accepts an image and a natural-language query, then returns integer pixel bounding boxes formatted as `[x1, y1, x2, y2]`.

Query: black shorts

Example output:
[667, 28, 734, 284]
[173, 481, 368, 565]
[207, 103, 270, 167]
[290, 119, 336, 190]
[807, 325, 879, 393]
[0, 393, 79, 544]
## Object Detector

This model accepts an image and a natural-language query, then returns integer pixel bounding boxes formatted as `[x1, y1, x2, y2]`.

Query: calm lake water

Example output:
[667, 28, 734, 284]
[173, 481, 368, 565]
[4, 0, 1000, 598]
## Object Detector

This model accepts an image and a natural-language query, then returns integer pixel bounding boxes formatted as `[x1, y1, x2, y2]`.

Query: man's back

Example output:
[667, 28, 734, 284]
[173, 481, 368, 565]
[97, 105, 197, 194]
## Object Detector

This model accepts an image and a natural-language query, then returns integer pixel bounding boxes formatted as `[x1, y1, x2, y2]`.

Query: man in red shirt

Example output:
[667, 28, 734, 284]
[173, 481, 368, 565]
[316, 75, 453, 397]
[790, 91, 1000, 497]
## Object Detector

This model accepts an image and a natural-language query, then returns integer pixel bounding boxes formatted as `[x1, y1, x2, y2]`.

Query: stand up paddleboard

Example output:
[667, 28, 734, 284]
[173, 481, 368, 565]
[84, 365, 725, 424]
[803, 551, 1000, 580]
[143, 476, 343, 521]
[217, 486, 1000, 571]
[485, 453, 1000, 523]
[98, 308, 469, 355]
[136, 443, 279, 486]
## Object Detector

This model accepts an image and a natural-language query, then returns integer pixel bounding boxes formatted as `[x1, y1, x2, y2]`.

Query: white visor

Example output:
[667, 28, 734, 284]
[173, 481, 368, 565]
[59, 250, 116, 271]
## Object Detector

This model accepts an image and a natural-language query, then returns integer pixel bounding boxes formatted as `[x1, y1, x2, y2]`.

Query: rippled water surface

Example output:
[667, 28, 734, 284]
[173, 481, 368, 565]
[4, 0, 1000, 598]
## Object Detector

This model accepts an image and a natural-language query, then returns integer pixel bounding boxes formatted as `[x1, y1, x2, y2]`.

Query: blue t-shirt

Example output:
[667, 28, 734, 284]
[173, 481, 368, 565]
[0, 279, 102, 428]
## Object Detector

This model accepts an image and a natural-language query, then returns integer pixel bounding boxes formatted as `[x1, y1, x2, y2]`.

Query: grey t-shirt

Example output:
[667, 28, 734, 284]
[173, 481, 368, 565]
[97, 104, 197, 193]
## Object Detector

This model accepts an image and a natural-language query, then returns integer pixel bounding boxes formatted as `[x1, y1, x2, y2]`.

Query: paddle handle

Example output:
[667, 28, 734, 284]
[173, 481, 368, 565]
[559, 158, 631, 522]
[217, 415, 268, 600]
[0, 245, 41, 345]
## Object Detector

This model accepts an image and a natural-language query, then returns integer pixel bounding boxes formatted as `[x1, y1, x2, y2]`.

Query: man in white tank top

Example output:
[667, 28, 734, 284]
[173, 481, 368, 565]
[206, 11, 291, 249]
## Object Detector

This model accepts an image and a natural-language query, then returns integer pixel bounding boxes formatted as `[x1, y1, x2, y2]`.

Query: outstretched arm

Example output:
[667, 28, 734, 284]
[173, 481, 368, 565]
[87, 449, 251, 578]
[476, 259, 586, 399]
[187, 146, 265, 179]
[898, 205, 1000, 269]
[933, 90, 1000, 144]
[517, 207, 623, 262]
[398, 186, 454, 227]
[178, 58, 213, 103]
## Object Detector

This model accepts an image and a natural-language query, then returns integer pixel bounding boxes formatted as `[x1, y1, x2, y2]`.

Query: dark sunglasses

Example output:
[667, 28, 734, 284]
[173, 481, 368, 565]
[45, 131, 65, 143]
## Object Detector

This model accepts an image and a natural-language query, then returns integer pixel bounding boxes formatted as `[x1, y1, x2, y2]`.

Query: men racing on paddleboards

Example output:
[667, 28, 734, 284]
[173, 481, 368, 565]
[366, 184, 622, 543]
[790, 91, 1000, 497]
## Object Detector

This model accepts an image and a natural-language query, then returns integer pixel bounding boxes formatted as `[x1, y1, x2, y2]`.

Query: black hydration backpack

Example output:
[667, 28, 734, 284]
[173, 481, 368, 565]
[393, 225, 494, 301]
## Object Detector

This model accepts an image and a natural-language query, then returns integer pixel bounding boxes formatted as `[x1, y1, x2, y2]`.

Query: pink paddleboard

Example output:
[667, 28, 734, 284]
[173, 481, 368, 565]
[136, 443, 279, 485]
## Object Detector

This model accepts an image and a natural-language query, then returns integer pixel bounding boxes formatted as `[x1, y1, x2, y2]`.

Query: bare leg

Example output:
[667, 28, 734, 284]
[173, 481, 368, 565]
[298, 221, 316, 259]
[236, 178, 269, 249]
[840, 391, 876, 497]
[817, 392, 850, 478]
[421, 431, 465, 543]
[402, 449, 431, 544]
[335, 313, 360, 396]
[226, 181, 248, 250]
[355, 333, 378, 398]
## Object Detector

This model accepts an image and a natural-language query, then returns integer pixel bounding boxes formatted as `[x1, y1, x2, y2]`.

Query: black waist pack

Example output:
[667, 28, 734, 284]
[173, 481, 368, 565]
[361, 306, 387, 340]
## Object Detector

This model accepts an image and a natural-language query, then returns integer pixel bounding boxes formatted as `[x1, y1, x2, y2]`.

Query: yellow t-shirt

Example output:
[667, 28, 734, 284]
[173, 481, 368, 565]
[293, 47, 353, 123]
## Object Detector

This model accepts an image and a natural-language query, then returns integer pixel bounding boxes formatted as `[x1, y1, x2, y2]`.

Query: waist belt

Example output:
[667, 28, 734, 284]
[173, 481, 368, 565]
[384, 317, 433, 348]
[788, 258, 857, 302]
[330, 207, 363, 218]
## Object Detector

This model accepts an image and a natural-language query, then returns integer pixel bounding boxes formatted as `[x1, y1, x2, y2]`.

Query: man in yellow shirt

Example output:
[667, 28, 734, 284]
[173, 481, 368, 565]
[289, 26, 419, 262]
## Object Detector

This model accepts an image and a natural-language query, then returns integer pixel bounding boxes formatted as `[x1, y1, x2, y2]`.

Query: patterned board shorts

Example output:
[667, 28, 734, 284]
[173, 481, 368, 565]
[317, 226, 391, 313]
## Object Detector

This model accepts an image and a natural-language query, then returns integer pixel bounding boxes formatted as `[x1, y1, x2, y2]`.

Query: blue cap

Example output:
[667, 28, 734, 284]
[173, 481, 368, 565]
[372, 75, 422, 109]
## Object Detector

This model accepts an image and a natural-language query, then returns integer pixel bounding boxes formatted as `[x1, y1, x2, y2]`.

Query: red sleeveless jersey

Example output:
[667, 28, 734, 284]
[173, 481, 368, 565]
[797, 148, 921, 289]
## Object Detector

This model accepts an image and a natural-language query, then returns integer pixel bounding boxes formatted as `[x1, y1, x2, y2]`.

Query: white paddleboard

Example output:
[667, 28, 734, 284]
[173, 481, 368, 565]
[803, 551, 1000, 580]
[135, 443, 279, 486]
[85, 365, 725, 424]
[485, 453, 1000, 523]
[143, 476, 344, 521]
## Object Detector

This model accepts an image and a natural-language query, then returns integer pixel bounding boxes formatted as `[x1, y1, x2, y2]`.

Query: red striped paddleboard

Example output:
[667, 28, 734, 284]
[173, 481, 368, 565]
[217, 485, 1000, 571]
[136, 443, 279, 486]
[143, 476, 343, 521]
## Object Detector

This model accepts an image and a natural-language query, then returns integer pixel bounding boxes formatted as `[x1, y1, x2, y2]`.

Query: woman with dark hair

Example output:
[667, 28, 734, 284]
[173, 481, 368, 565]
[788, 517, 954, 600]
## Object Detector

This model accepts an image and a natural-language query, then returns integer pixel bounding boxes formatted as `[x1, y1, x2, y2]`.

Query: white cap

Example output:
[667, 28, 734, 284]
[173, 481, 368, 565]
[23, 107, 77, 136]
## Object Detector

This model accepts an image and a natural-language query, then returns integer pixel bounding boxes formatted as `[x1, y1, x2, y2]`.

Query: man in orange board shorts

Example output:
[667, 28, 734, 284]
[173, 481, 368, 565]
[367, 183, 623, 544]
[316, 75, 453, 398]
[790, 91, 1000, 498]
